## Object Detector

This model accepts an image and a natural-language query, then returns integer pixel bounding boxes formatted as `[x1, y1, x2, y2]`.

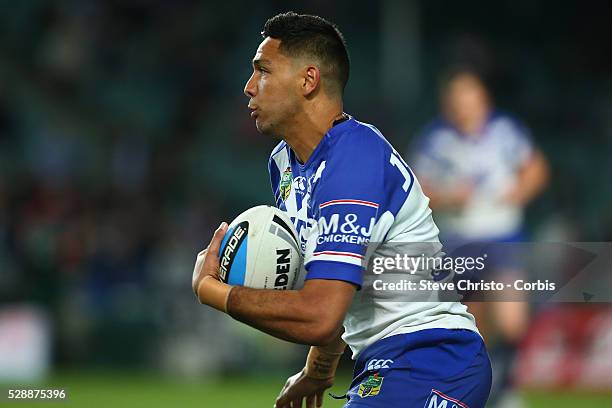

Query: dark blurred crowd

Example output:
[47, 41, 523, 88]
[0, 0, 275, 367]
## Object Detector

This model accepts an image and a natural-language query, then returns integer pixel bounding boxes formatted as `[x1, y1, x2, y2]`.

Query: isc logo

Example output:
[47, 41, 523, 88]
[424, 389, 468, 408]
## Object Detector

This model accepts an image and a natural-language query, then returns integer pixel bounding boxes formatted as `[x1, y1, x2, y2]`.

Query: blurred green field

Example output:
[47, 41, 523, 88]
[2, 372, 612, 407]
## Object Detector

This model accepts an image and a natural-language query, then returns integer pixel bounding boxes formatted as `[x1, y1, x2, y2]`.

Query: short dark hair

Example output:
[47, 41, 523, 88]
[262, 12, 350, 95]
[439, 65, 490, 93]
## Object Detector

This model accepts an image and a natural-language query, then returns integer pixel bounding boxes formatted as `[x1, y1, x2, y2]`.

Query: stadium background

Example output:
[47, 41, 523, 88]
[0, 0, 611, 406]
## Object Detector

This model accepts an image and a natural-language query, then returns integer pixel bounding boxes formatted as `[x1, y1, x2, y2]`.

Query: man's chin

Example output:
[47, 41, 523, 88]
[255, 119, 276, 138]
[254, 119, 264, 132]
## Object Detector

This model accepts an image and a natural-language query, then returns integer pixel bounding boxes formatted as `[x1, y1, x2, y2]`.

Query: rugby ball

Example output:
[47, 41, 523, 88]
[218, 205, 304, 290]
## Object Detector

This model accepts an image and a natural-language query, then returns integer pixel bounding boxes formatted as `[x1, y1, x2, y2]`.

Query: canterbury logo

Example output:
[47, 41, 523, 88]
[367, 359, 393, 371]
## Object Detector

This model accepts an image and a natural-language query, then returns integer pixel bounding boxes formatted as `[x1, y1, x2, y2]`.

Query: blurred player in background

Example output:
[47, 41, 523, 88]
[409, 67, 549, 407]
[193, 12, 492, 408]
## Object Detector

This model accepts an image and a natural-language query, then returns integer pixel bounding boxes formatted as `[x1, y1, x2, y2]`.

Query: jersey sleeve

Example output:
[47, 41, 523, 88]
[304, 133, 387, 288]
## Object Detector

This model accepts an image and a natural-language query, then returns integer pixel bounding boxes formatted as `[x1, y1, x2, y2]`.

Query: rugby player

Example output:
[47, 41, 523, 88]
[409, 67, 549, 406]
[193, 12, 492, 407]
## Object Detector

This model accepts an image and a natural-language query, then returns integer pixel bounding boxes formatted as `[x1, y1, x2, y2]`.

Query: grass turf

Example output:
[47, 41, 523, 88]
[2, 372, 611, 407]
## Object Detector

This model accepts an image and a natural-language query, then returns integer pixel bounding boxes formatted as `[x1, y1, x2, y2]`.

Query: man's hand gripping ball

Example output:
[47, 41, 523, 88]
[192, 222, 232, 312]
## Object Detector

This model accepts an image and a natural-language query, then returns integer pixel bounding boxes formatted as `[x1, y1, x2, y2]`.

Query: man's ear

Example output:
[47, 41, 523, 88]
[302, 65, 321, 96]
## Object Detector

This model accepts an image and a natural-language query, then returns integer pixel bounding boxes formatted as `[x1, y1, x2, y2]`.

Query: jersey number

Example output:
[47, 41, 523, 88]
[390, 150, 414, 192]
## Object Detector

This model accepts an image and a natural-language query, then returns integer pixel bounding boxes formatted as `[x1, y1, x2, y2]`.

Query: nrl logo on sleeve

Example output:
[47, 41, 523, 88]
[279, 167, 293, 201]
[424, 389, 469, 408]
[357, 373, 383, 398]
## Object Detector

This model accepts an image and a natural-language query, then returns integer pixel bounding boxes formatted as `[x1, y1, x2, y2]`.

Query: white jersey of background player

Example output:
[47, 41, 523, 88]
[409, 69, 548, 242]
[412, 112, 534, 240]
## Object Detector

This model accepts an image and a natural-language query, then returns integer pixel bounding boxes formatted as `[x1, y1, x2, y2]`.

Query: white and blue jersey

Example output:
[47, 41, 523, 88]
[410, 111, 534, 240]
[268, 115, 478, 358]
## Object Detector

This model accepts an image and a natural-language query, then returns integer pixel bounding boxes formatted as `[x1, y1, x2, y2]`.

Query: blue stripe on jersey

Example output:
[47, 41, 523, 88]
[305, 261, 363, 288]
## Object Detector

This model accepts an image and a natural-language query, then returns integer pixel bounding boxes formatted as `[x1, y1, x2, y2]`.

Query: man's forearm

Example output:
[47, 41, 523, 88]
[224, 280, 356, 346]
[515, 150, 549, 205]
[226, 285, 343, 345]
[304, 331, 347, 379]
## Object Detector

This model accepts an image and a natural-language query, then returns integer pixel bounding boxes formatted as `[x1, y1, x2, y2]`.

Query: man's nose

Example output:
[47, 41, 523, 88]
[244, 73, 256, 98]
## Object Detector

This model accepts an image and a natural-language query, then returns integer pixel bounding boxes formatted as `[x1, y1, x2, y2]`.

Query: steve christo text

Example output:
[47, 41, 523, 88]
[369, 254, 556, 293]
[372, 279, 556, 292]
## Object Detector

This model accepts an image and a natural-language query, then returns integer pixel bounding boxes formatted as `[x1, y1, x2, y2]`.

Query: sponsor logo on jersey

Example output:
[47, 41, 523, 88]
[219, 222, 248, 282]
[424, 389, 469, 408]
[366, 359, 394, 371]
[358, 373, 383, 398]
[279, 167, 293, 201]
[316, 212, 376, 246]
